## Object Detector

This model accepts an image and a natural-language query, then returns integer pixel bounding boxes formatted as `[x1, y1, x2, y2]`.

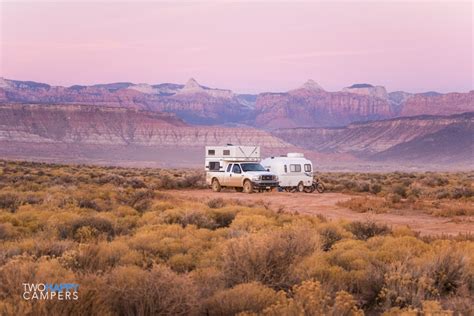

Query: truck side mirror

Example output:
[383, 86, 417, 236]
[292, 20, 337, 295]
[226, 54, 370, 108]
[266, 169, 270, 172]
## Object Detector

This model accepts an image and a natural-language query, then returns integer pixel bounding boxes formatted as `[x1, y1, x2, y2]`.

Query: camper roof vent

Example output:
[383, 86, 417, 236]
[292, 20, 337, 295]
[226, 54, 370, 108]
[287, 153, 304, 158]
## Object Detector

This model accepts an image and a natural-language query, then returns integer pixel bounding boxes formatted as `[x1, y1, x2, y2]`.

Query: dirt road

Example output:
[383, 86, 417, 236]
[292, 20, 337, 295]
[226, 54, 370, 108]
[170, 189, 474, 236]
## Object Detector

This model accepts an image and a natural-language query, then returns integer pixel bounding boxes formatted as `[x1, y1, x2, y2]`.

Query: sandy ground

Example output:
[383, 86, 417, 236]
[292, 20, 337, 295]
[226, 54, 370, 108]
[170, 189, 474, 236]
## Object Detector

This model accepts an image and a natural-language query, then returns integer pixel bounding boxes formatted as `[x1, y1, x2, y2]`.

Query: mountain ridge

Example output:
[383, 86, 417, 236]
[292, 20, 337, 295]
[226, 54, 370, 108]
[1, 77, 472, 128]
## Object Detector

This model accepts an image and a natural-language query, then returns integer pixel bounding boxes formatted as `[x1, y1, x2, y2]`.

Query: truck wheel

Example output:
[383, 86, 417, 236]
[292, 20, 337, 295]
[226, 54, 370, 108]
[212, 179, 221, 192]
[243, 180, 253, 194]
[235, 187, 243, 192]
[297, 182, 305, 192]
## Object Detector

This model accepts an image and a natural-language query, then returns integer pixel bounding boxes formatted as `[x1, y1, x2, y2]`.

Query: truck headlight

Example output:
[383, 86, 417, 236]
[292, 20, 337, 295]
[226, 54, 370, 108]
[251, 175, 260, 181]
[274, 175, 279, 181]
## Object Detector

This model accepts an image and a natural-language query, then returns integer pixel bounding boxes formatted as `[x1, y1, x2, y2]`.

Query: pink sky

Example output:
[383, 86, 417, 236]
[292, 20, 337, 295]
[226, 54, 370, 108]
[1, 1, 472, 93]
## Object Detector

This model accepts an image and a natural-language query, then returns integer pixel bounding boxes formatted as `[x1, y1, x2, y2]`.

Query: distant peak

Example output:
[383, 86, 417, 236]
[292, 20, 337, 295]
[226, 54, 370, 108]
[347, 83, 374, 89]
[0, 77, 9, 89]
[301, 79, 324, 91]
[185, 78, 201, 89]
[343, 83, 388, 99]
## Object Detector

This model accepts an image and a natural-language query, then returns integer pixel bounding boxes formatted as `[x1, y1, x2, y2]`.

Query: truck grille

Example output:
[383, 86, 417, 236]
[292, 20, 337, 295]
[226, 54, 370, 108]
[262, 175, 273, 181]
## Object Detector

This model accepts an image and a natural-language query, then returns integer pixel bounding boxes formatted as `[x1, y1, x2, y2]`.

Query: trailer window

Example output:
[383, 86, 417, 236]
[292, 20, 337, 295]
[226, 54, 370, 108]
[226, 164, 232, 172]
[209, 161, 220, 171]
[304, 164, 312, 172]
[284, 165, 287, 173]
[290, 164, 301, 172]
[223, 150, 230, 155]
[208, 149, 215, 155]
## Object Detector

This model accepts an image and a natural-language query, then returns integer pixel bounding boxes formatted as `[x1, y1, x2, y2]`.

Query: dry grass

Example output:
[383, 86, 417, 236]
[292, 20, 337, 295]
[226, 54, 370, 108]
[0, 160, 472, 315]
[326, 171, 473, 217]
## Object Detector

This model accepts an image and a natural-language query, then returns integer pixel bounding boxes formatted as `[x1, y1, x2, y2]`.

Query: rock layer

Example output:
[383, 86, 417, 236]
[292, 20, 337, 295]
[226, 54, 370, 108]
[272, 112, 474, 162]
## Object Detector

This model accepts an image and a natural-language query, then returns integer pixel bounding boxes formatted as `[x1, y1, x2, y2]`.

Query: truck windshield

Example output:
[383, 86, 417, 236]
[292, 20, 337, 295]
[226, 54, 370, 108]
[241, 163, 266, 172]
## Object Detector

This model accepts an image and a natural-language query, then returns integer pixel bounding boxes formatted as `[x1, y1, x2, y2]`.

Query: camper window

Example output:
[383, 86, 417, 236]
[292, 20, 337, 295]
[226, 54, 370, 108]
[209, 161, 220, 171]
[208, 149, 215, 155]
[304, 164, 312, 172]
[290, 164, 301, 172]
[232, 164, 242, 174]
[223, 150, 230, 155]
[284, 165, 287, 173]
[226, 164, 232, 172]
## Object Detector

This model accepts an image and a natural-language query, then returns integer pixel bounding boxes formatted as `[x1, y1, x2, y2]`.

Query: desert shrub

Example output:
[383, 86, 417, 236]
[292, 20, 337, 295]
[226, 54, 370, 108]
[180, 174, 205, 188]
[260, 281, 363, 316]
[347, 220, 391, 240]
[378, 249, 470, 312]
[0, 192, 21, 212]
[23, 193, 44, 205]
[318, 224, 345, 251]
[103, 265, 198, 315]
[190, 267, 225, 299]
[450, 186, 473, 199]
[422, 175, 449, 187]
[95, 173, 127, 186]
[435, 188, 451, 199]
[207, 197, 226, 209]
[387, 193, 402, 204]
[382, 300, 454, 316]
[61, 241, 131, 272]
[370, 183, 382, 194]
[355, 181, 371, 192]
[378, 261, 438, 310]
[66, 216, 115, 242]
[168, 253, 196, 273]
[222, 226, 319, 290]
[392, 184, 407, 198]
[209, 209, 236, 228]
[339, 197, 390, 214]
[180, 210, 217, 229]
[127, 177, 147, 189]
[424, 250, 467, 296]
[158, 173, 204, 189]
[30, 239, 74, 258]
[203, 282, 280, 315]
[293, 239, 383, 299]
[156, 209, 186, 225]
[124, 188, 155, 212]
[78, 198, 102, 211]
[407, 187, 422, 199]
[0, 223, 18, 240]
[230, 214, 277, 233]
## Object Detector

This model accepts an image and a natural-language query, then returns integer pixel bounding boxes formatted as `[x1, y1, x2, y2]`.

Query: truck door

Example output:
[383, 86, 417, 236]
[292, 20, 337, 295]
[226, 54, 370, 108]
[222, 164, 233, 185]
[230, 163, 243, 186]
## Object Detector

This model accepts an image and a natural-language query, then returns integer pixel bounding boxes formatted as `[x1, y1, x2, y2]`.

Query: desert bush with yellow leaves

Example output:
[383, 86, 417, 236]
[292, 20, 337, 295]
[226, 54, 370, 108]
[0, 160, 472, 315]
[330, 171, 474, 217]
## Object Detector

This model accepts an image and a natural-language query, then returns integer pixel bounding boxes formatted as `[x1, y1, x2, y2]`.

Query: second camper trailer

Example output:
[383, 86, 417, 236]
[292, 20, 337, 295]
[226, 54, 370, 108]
[260, 153, 314, 192]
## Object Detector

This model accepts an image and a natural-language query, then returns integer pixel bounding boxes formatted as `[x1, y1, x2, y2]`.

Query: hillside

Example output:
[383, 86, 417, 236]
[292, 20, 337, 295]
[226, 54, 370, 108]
[0, 104, 299, 166]
[272, 112, 474, 164]
[372, 121, 474, 164]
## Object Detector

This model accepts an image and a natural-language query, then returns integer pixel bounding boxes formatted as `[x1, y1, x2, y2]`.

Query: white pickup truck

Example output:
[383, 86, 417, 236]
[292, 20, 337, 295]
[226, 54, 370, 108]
[204, 145, 279, 193]
[207, 161, 279, 193]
